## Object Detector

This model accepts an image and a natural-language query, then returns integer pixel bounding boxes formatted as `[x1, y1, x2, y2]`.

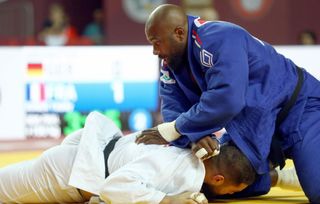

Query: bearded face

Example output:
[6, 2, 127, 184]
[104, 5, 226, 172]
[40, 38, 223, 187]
[165, 35, 187, 70]
[146, 25, 187, 71]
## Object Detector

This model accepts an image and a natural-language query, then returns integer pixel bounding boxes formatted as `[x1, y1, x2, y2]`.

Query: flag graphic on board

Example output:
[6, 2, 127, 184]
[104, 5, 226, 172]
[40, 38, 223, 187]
[27, 63, 43, 77]
[25, 83, 46, 102]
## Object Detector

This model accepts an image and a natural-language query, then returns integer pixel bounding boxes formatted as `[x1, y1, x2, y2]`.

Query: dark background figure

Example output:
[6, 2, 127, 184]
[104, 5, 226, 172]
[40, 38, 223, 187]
[83, 8, 105, 45]
[38, 3, 78, 45]
[298, 30, 317, 45]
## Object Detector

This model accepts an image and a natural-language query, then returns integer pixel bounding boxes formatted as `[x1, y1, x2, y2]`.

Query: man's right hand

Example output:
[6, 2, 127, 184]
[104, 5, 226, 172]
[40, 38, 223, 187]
[135, 121, 181, 145]
[135, 127, 169, 145]
[160, 192, 208, 204]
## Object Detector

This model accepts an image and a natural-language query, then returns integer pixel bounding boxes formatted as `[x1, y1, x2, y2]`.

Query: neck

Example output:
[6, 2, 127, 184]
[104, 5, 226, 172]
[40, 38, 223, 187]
[203, 159, 215, 184]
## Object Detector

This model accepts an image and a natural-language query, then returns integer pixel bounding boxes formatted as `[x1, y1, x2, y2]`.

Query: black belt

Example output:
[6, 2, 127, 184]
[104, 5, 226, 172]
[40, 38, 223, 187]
[269, 66, 304, 169]
[103, 137, 120, 178]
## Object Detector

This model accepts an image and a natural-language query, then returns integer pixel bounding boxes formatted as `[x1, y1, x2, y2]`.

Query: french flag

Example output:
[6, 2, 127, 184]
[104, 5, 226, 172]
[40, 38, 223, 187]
[26, 83, 45, 102]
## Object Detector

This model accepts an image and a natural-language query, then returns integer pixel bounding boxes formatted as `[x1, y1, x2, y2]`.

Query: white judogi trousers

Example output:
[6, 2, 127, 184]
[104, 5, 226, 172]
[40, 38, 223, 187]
[0, 143, 84, 203]
[0, 110, 120, 203]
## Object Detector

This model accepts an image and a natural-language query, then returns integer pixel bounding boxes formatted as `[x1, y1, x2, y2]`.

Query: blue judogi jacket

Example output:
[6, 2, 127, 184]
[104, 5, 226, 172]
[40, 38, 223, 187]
[160, 16, 320, 174]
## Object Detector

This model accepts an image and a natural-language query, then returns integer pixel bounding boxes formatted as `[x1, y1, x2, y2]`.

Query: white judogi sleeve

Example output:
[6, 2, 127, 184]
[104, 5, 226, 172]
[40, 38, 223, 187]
[99, 133, 205, 204]
[61, 129, 83, 146]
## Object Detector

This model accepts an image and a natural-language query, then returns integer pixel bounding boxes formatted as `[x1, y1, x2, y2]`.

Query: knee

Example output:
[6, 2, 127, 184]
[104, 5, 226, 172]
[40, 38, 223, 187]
[305, 191, 320, 203]
[302, 184, 320, 203]
[296, 170, 320, 203]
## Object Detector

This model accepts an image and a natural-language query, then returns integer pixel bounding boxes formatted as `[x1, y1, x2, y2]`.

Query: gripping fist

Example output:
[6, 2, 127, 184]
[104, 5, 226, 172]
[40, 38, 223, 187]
[191, 136, 220, 160]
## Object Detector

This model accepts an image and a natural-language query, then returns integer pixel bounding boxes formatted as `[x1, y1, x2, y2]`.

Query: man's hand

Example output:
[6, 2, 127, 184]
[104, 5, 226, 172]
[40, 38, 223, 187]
[135, 127, 169, 145]
[136, 121, 181, 145]
[160, 192, 208, 204]
[192, 136, 220, 160]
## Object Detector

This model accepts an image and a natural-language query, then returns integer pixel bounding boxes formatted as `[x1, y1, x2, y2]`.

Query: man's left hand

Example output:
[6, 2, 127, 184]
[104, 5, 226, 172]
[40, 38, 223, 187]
[192, 136, 220, 160]
[135, 127, 169, 145]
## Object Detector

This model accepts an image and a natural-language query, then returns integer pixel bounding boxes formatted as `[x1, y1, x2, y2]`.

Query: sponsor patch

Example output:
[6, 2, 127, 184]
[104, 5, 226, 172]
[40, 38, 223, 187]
[160, 69, 176, 84]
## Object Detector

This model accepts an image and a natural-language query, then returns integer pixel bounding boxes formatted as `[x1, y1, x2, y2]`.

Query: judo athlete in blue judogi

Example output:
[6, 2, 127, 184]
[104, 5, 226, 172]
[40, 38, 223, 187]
[136, 4, 320, 203]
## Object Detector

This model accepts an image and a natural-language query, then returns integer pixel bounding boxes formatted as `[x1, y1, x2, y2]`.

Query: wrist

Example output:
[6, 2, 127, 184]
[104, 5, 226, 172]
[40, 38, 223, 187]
[157, 121, 181, 142]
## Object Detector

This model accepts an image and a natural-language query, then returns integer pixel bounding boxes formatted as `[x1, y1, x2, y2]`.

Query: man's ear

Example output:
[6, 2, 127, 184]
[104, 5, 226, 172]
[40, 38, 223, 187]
[212, 175, 225, 186]
[174, 26, 185, 41]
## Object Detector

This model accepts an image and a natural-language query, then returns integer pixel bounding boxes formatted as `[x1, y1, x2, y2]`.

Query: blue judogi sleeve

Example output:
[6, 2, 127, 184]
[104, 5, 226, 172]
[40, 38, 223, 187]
[159, 64, 193, 122]
[174, 25, 249, 145]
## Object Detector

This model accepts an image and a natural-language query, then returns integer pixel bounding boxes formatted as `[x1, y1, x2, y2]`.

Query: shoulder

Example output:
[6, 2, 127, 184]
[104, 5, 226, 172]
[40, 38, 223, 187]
[198, 20, 246, 39]
[188, 16, 246, 40]
[190, 19, 248, 52]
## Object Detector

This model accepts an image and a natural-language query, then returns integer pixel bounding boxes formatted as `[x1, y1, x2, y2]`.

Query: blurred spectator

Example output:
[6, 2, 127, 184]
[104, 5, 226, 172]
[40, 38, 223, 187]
[83, 8, 105, 45]
[39, 3, 78, 46]
[182, 0, 219, 21]
[298, 30, 317, 45]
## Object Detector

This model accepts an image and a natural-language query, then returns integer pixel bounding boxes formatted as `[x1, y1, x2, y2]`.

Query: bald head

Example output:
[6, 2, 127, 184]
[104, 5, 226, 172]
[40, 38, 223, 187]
[146, 4, 187, 33]
[145, 4, 188, 69]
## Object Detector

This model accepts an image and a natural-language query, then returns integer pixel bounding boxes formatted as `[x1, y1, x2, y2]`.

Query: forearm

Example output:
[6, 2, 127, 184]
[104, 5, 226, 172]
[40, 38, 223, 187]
[160, 74, 191, 122]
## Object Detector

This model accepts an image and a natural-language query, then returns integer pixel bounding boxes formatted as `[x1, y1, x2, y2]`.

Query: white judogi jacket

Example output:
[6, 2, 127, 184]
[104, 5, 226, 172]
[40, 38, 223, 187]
[67, 111, 205, 204]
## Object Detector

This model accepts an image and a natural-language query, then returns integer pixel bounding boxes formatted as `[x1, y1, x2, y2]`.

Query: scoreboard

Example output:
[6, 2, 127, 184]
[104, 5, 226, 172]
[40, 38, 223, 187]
[0, 46, 159, 140]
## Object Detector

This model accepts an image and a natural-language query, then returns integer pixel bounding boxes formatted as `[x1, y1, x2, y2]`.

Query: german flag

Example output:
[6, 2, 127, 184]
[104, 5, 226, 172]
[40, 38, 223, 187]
[27, 63, 43, 77]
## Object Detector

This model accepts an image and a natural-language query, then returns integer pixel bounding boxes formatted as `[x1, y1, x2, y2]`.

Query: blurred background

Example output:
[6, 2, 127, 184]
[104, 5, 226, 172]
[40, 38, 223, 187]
[0, 0, 319, 45]
[0, 0, 319, 152]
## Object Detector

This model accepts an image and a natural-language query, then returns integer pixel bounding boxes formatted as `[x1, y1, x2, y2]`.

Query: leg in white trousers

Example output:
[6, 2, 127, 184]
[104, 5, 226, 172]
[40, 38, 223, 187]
[0, 144, 85, 203]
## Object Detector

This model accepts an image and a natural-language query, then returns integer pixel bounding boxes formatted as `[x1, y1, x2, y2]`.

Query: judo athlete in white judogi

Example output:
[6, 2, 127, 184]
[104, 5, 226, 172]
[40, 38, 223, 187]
[0, 112, 256, 204]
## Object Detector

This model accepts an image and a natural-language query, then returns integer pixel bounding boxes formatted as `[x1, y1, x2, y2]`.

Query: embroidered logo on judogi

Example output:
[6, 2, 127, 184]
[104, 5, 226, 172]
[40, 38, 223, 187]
[200, 49, 213, 68]
[160, 69, 176, 84]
